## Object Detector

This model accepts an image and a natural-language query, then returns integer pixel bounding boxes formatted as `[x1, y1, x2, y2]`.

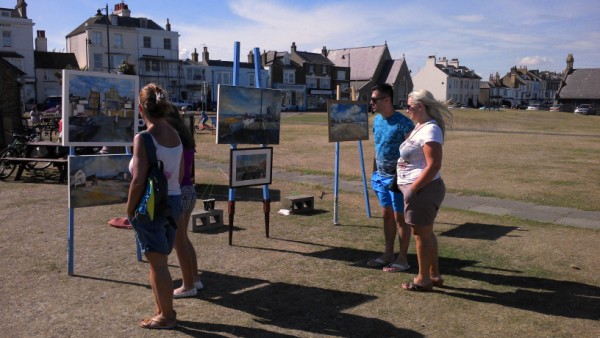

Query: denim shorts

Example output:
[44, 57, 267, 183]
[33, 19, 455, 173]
[130, 194, 181, 255]
[371, 172, 404, 212]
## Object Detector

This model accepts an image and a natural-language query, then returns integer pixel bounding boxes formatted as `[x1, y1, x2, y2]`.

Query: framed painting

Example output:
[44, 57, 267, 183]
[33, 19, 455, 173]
[327, 100, 369, 142]
[61, 69, 139, 146]
[68, 154, 132, 209]
[229, 147, 273, 188]
[216, 85, 282, 145]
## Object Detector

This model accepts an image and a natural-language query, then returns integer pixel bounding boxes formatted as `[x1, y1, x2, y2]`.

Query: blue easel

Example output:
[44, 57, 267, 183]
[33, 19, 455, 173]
[226, 43, 272, 245]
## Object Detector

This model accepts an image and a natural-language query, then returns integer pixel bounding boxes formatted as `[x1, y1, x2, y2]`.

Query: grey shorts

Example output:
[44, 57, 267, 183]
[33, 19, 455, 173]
[399, 178, 445, 226]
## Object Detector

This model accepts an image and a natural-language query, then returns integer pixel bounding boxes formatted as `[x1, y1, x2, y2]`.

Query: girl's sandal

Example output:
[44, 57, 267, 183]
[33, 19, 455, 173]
[402, 281, 433, 292]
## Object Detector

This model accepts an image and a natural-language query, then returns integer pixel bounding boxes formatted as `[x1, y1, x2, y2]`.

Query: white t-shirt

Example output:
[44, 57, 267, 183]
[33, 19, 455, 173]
[396, 120, 443, 185]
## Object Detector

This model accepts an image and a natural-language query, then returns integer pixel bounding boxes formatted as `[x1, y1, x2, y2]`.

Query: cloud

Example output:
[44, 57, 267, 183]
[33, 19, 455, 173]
[455, 14, 485, 23]
[517, 56, 553, 67]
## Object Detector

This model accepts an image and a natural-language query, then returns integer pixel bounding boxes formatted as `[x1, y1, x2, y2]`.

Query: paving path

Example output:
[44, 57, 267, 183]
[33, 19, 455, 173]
[196, 160, 600, 230]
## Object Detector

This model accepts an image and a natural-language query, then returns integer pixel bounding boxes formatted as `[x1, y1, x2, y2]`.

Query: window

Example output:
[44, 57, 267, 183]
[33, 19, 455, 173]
[322, 65, 328, 74]
[306, 77, 317, 89]
[143, 36, 151, 48]
[92, 31, 102, 45]
[319, 78, 330, 89]
[2, 31, 11, 47]
[110, 55, 126, 69]
[308, 64, 314, 74]
[1, 11, 10, 17]
[164, 38, 171, 50]
[145, 60, 160, 72]
[93, 53, 103, 70]
[283, 70, 295, 84]
[336, 70, 346, 80]
[248, 73, 255, 87]
[215, 71, 231, 85]
[114, 33, 123, 48]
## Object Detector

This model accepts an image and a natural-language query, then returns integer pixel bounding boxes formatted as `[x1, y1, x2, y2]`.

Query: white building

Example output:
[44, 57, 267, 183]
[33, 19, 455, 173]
[66, 2, 183, 99]
[0, 0, 35, 109]
[412, 56, 481, 106]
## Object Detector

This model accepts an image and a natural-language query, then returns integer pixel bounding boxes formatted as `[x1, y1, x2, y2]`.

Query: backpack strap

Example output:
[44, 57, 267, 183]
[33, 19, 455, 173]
[139, 131, 158, 166]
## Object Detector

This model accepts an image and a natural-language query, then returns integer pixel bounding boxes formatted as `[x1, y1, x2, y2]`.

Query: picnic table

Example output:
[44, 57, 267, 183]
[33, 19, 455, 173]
[5, 141, 68, 183]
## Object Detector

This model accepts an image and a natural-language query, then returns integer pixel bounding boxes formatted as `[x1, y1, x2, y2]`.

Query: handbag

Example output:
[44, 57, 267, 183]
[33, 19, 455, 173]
[388, 172, 401, 193]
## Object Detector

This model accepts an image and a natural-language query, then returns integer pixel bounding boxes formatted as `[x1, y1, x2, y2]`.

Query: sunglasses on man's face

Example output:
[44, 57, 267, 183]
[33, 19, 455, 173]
[370, 96, 387, 102]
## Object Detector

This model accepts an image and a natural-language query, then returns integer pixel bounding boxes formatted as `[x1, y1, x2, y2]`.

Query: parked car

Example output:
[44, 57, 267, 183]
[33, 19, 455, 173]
[574, 104, 595, 115]
[549, 104, 567, 112]
[527, 104, 549, 111]
[170, 98, 193, 111]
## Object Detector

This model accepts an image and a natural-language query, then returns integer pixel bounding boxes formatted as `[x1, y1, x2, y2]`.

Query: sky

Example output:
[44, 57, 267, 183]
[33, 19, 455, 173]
[12, 0, 600, 79]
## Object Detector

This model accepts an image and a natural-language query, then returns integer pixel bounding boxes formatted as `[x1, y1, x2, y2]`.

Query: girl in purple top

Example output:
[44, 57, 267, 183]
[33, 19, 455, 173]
[165, 105, 203, 299]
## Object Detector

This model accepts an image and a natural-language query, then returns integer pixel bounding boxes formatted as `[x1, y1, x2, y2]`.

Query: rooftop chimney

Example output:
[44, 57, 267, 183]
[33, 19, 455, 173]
[166, 18, 171, 31]
[114, 2, 131, 17]
[16, 0, 27, 19]
[35, 30, 47, 52]
[202, 46, 209, 62]
[191, 48, 198, 62]
[248, 50, 254, 64]
[291, 42, 297, 53]
[321, 46, 327, 57]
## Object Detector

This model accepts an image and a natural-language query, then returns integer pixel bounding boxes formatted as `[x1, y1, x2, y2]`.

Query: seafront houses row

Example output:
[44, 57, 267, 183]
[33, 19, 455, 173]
[1, 1, 599, 133]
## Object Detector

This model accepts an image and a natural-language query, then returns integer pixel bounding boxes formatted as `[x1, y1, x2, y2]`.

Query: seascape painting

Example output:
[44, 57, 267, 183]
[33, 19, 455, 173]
[328, 101, 369, 142]
[216, 85, 282, 145]
[62, 70, 139, 146]
[229, 147, 273, 188]
[68, 154, 132, 209]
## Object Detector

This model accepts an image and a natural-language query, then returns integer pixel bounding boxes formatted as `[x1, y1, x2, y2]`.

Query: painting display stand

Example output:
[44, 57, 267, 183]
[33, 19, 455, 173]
[332, 90, 371, 225]
[226, 43, 272, 245]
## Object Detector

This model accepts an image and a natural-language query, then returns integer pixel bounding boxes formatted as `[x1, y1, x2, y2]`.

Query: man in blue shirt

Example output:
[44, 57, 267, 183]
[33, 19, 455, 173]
[368, 83, 414, 272]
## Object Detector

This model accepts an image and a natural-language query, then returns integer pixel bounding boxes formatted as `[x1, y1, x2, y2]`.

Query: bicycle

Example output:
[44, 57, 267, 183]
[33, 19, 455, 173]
[0, 130, 53, 179]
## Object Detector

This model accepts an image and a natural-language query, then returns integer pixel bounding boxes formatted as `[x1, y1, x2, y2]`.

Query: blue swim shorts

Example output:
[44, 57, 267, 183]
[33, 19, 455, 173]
[371, 171, 404, 212]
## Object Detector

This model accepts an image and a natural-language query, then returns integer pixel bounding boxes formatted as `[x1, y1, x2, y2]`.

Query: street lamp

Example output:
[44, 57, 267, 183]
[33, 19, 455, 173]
[96, 4, 111, 73]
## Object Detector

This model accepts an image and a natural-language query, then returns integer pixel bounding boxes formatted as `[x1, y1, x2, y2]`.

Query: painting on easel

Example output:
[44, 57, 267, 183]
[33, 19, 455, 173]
[327, 100, 370, 142]
[216, 85, 282, 145]
[229, 147, 273, 188]
[61, 69, 139, 147]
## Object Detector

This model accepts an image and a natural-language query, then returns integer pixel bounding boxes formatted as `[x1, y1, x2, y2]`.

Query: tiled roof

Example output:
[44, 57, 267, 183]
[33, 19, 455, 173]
[557, 68, 600, 99]
[0, 51, 23, 58]
[34, 51, 79, 69]
[0, 57, 25, 75]
[294, 51, 333, 65]
[67, 15, 164, 38]
[380, 59, 404, 84]
[328, 45, 388, 81]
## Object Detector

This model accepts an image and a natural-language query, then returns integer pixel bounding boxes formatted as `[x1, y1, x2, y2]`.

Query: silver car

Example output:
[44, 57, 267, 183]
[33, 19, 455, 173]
[574, 104, 595, 115]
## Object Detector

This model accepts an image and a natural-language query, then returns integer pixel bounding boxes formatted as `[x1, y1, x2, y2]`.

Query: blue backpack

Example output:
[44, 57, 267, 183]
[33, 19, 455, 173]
[135, 131, 175, 228]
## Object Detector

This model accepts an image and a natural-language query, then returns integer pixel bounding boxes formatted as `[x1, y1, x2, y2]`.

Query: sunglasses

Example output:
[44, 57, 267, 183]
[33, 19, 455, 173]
[406, 104, 419, 110]
[370, 96, 387, 102]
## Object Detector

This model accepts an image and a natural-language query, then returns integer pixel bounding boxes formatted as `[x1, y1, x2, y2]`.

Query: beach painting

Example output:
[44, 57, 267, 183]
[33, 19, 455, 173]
[229, 147, 273, 188]
[328, 100, 369, 142]
[68, 154, 132, 209]
[216, 85, 282, 145]
[62, 69, 139, 146]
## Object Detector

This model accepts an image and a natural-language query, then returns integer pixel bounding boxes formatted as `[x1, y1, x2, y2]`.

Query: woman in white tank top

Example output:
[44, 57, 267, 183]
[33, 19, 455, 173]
[126, 83, 182, 330]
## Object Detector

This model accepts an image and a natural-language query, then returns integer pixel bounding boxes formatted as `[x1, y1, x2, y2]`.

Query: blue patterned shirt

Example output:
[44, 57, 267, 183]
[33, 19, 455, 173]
[373, 112, 414, 177]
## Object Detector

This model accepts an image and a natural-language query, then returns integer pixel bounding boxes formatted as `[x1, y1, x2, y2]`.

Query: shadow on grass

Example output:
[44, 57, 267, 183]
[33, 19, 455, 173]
[241, 237, 600, 321]
[182, 271, 422, 337]
[439, 222, 523, 240]
[195, 183, 281, 202]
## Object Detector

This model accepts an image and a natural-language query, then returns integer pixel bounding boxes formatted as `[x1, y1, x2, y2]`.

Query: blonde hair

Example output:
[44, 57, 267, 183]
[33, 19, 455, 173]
[408, 89, 453, 136]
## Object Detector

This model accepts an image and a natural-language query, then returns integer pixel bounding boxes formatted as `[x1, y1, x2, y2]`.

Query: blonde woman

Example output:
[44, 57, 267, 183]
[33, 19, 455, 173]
[397, 89, 452, 291]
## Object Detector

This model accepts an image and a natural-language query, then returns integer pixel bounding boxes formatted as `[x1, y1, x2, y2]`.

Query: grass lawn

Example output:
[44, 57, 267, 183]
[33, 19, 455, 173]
[1, 108, 598, 336]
